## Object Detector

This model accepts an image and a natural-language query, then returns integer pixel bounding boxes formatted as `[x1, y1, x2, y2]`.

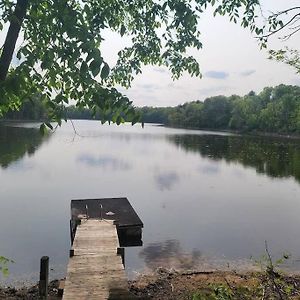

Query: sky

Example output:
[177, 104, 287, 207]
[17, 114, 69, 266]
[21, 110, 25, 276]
[1, 0, 299, 108]
[100, 0, 300, 107]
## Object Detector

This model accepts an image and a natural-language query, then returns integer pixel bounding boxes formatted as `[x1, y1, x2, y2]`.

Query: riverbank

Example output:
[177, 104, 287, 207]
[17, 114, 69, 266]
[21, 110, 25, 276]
[129, 268, 300, 299]
[2, 268, 300, 299]
[162, 124, 300, 140]
[0, 280, 60, 299]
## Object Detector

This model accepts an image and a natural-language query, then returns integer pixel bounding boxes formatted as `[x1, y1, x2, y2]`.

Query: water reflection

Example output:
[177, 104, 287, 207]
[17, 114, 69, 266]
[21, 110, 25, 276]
[1, 121, 300, 285]
[139, 240, 259, 272]
[0, 125, 49, 169]
[77, 154, 131, 171]
[140, 240, 202, 270]
[154, 171, 179, 191]
[169, 134, 300, 183]
[198, 163, 220, 175]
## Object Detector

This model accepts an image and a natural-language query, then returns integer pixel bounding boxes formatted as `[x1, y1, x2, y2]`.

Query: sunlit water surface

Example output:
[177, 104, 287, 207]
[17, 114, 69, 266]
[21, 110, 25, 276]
[1, 120, 300, 286]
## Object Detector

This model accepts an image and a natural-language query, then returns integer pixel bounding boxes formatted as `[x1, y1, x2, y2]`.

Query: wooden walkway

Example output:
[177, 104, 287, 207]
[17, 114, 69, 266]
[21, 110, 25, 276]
[62, 219, 136, 300]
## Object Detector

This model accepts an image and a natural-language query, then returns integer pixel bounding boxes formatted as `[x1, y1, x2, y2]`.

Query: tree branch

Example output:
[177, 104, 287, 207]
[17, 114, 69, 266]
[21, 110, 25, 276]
[262, 13, 300, 39]
[0, 0, 29, 82]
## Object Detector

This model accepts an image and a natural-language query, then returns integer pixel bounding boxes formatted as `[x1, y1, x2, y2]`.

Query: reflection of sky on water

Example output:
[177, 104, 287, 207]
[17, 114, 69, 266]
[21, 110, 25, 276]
[139, 240, 202, 270]
[1, 121, 300, 286]
[77, 154, 131, 171]
[198, 163, 220, 175]
[154, 171, 179, 191]
[7, 160, 35, 172]
[139, 239, 258, 273]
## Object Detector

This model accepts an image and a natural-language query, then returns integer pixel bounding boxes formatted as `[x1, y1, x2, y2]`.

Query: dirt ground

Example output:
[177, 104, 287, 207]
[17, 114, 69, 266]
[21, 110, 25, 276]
[0, 280, 61, 300]
[129, 268, 300, 299]
[1, 269, 300, 299]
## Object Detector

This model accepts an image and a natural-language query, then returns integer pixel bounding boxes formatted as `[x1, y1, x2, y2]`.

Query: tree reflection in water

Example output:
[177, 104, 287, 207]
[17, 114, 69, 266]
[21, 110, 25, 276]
[139, 240, 202, 270]
[0, 124, 50, 169]
[168, 134, 300, 183]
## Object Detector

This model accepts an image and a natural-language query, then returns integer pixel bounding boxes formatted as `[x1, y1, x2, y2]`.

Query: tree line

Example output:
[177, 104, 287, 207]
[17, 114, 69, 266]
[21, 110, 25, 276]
[140, 84, 300, 134]
[3, 84, 300, 135]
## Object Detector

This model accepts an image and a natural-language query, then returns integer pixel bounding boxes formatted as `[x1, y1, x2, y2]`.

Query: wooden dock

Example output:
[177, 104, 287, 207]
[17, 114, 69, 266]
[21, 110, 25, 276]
[70, 198, 143, 247]
[62, 198, 142, 299]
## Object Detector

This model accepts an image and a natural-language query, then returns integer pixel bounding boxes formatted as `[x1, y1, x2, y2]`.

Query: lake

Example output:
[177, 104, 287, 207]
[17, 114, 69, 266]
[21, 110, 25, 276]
[1, 120, 300, 286]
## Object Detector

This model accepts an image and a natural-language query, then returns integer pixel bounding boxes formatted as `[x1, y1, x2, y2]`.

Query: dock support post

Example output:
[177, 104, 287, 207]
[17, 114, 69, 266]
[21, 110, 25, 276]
[117, 247, 125, 267]
[70, 219, 74, 245]
[39, 256, 49, 299]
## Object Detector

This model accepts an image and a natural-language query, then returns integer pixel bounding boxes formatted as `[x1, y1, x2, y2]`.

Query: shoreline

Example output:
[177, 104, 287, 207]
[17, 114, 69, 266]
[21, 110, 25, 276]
[2, 268, 300, 299]
[2, 119, 300, 141]
[161, 124, 300, 140]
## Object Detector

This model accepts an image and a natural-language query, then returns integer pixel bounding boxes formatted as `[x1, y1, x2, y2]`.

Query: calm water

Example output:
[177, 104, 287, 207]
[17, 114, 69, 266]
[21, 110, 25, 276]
[1, 120, 300, 285]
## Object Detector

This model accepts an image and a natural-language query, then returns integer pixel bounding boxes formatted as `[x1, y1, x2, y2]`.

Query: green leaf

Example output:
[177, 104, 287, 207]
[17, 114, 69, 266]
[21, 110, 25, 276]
[2, 267, 9, 277]
[39, 123, 47, 135]
[116, 115, 123, 125]
[16, 50, 22, 60]
[90, 59, 102, 77]
[120, 24, 126, 36]
[131, 113, 141, 125]
[100, 63, 110, 79]
[80, 61, 88, 75]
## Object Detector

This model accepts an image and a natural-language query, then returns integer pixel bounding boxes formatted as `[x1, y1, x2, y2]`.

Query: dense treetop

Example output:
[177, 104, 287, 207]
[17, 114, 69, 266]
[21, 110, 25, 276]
[139, 84, 300, 134]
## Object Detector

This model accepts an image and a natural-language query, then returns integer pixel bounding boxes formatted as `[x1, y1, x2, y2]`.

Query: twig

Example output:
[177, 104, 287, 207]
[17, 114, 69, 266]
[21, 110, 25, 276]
[262, 13, 300, 39]
[264, 241, 285, 300]
[223, 276, 247, 300]
[70, 119, 84, 138]
[261, 285, 266, 300]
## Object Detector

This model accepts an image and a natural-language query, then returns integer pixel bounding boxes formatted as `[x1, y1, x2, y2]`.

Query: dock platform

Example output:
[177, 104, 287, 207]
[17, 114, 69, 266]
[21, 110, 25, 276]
[70, 198, 143, 247]
[62, 198, 142, 299]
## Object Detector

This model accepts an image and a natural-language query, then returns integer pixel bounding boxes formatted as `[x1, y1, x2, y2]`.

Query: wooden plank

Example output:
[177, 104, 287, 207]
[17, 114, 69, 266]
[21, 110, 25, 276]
[71, 198, 143, 228]
[63, 219, 136, 300]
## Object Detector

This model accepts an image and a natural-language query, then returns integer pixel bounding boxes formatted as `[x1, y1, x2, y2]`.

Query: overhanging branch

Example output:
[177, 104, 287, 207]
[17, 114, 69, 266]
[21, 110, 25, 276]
[0, 0, 29, 82]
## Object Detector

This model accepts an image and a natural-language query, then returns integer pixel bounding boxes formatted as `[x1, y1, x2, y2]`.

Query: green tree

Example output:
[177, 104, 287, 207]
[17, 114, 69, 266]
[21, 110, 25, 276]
[0, 0, 261, 130]
[201, 96, 232, 129]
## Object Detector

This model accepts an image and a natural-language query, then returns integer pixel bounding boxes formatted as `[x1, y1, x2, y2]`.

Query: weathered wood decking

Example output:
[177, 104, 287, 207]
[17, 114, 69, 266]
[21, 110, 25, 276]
[70, 198, 143, 247]
[62, 219, 136, 300]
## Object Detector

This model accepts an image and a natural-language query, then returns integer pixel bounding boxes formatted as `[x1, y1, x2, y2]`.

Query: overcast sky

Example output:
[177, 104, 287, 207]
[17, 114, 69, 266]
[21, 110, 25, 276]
[101, 0, 300, 107]
[1, 0, 299, 108]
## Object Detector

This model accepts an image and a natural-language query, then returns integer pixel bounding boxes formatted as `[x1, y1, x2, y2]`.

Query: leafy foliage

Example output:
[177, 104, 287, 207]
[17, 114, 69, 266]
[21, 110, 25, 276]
[0, 256, 13, 278]
[139, 85, 300, 134]
[248, 6, 300, 72]
[269, 48, 300, 74]
[0, 0, 262, 129]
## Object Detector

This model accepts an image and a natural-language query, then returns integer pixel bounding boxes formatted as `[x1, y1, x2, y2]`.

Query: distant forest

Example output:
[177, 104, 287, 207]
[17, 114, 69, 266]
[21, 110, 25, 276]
[3, 84, 300, 134]
[139, 84, 300, 134]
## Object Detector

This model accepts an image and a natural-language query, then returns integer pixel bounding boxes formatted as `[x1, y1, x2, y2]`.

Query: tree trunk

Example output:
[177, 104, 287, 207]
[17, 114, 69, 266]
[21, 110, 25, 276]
[0, 0, 29, 82]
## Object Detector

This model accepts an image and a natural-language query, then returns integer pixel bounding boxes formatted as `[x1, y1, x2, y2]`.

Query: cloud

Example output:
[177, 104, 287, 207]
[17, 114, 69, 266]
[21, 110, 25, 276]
[240, 70, 256, 77]
[205, 71, 229, 80]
